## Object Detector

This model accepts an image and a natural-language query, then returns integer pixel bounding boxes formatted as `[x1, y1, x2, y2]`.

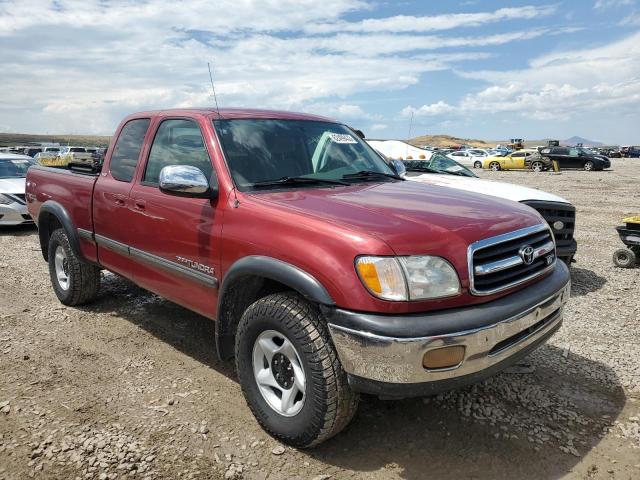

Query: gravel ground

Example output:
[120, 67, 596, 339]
[1, 158, 639, 480]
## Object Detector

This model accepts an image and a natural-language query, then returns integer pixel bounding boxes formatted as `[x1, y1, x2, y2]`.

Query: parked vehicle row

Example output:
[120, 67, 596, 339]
[25, 108, 572, 447]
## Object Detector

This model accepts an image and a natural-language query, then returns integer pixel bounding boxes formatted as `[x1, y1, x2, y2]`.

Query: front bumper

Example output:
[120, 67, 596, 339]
[0, 203, 32, 225]
[324, 261, 570, 398]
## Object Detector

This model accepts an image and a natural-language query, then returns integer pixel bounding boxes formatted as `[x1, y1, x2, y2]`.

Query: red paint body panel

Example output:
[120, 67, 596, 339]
[26, 108, 548, 319]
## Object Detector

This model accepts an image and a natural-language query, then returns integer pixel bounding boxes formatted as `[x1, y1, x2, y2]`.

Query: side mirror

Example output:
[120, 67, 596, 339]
[389, 159, 407, 178]
[159, 165, 217, 198]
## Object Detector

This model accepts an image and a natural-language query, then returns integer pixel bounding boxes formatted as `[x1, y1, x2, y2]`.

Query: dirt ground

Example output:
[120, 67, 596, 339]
[1, 158, 639, 480]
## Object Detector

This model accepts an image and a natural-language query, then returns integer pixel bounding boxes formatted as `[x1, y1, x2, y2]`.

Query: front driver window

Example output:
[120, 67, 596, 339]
[144, 119, 214, 185]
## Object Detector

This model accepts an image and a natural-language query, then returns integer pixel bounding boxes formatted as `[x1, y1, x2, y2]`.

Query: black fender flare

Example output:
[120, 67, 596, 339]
[37, 200, 84, 262]
[215, 256, 335, 359]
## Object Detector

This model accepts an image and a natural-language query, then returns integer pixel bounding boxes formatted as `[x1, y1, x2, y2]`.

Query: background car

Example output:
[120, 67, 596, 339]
[482, 149, 537, 171]
[538, 146, 610, 170]
[0, 153, 33, 225]
[446, 149, 486, 168]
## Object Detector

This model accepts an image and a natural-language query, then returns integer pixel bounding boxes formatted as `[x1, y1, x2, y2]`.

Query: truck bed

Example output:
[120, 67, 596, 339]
[26, 165, 99, 262]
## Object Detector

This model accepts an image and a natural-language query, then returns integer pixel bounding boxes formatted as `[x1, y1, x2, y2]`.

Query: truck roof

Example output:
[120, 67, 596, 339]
[125, 108, 336, 123]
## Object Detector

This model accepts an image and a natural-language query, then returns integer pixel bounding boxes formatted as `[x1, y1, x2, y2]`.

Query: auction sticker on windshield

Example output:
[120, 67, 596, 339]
[329, 133, 357, 144]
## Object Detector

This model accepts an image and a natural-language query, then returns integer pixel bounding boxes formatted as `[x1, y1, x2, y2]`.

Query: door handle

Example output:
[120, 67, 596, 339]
[134, 199, 146, 210]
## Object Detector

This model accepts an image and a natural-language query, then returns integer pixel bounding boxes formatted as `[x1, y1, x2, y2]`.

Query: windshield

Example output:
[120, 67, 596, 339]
[0, 158, 30, 178]
[403, 153, 476, 177]
[214, 119, 396, 190]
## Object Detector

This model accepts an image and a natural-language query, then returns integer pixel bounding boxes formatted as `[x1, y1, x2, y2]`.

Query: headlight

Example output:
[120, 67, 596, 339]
[0, 194, 13, 205]
[356, 255, 460, 301]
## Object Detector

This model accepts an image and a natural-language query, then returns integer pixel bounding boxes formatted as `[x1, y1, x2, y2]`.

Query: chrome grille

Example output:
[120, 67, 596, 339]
[469, 224, 556, 295]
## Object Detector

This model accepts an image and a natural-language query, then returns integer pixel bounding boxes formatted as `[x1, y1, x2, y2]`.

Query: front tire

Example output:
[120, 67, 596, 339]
[235, 293, 359, 448]
[489, 161, 501, 171]
[584, 160, 595, 171]
[48, 229, 101, 305]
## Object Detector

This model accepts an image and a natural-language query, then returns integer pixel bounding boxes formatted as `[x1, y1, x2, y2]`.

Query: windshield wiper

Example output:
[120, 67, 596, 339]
[252, 176, 351, 188]
[341, 170, 404, 181]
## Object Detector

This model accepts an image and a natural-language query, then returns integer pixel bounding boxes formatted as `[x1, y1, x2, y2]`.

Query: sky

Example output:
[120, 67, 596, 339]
[0, 0, 639, 144]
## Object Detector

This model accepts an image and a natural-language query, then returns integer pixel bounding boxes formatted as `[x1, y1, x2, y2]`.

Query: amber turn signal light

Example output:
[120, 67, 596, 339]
[422, 346, 465, 370]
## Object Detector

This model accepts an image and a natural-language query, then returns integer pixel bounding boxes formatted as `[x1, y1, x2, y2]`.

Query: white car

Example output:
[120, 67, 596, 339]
[446, 150, 488, 168]
[399, 153, 577, 263]
[0, 153, 33, 225]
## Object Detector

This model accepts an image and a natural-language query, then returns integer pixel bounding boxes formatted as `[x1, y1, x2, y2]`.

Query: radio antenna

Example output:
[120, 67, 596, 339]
[207, 62, 222, 118]
[406, 111, 414, 158]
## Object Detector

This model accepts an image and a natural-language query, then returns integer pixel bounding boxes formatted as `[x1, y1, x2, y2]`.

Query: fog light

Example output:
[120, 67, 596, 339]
[422, 345, 465, 369]
[553, 220, 564, 230]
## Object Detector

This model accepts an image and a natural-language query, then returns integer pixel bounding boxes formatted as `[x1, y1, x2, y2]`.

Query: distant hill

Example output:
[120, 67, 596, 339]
[563, 136, 603, 147]
[409, 134, 492, 148]
[0, 132, 110, 147]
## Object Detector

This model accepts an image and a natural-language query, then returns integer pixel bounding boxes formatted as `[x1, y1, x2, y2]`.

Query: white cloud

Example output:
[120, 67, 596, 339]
[0, 1, 588, 135]
[401, 101, 455, 117]
[402, 31, 640, 124]
[594, 0, 635, 9]
[305, 5, 556, 34]
[370, 123, 388, 131]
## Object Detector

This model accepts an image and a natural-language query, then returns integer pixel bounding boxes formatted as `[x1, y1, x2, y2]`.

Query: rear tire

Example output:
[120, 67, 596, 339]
[48, 229, 101, 305]
[613, 248, 637, 268]
[473, 161, 482, 169]
[235, 293, 359, 448]
[489, 161, 501, 171]
[531, 161, 544, 172]
[584, 160, 595, 171]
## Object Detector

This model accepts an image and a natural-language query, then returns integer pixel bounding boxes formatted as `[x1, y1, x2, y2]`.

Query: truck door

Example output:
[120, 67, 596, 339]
[93, 118, 151, 278]
[127, 118, 222, 319]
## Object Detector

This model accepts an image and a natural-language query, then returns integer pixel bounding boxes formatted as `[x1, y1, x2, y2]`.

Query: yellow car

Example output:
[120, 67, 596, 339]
[482, 150, 537, 171]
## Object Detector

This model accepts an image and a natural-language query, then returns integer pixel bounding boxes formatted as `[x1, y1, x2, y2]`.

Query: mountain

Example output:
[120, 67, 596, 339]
[408, 134, 492, 148]
[562, 136, 603, 147]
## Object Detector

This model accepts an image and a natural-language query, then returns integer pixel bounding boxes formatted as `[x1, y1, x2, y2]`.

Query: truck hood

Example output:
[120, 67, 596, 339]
[250, 180, 544, 258]
[408, 173, 569, 204]
[0, 177, 26, 194]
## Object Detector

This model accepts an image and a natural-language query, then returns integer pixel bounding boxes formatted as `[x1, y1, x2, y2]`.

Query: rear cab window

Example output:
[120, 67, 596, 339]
[110, 118, 151, 182]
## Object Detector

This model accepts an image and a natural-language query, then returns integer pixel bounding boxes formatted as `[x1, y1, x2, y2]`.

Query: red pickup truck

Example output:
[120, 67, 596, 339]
[26, 108, 570, 447]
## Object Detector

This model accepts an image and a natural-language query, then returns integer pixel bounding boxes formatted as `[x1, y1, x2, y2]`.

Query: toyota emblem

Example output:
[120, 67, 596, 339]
[519, 245, 535, 265]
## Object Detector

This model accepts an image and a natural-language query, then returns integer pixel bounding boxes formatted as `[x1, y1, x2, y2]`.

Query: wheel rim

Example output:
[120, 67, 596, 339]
[252, 330, 306, 417]
[474, 162, 481, 168]
[617, 253, 629, 265]
[585, 162, 593, 171]
[490, 162, 499, 171]
[533, 162, 542, 172]
[54, 246, 70, 291]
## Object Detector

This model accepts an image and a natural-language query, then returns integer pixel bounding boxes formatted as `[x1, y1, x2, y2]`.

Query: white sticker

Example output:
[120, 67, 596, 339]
[329, 133, 357, 144]
[447, 165, 464, 172]
[11, 160, 29, 165]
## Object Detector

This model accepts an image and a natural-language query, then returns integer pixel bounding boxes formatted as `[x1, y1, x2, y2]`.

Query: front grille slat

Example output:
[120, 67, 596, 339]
[470, 224, 556, 295]
[473, 231, 551, 261]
